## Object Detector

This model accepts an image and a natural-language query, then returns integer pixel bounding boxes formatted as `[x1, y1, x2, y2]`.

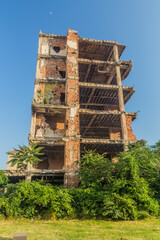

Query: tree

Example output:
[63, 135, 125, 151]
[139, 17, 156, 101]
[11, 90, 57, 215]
[78, 143, 160, 218]
[7, 143, 44, 170]
[151, 140, 160, 156]
[79, 151, 113, 188]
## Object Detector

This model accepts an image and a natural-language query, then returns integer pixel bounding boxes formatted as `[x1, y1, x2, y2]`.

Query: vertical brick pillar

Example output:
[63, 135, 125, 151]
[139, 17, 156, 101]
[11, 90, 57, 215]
[64, 29, 80, 188]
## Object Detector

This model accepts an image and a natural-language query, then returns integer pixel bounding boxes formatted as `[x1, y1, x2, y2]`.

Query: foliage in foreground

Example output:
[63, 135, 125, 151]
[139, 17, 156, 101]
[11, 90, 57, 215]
[7, 143, 44, 170]
[0, 181, 73, 219]
[1, 141, 160, 220]
[0, 171, 8, 190]
[0, 180, 158, 220]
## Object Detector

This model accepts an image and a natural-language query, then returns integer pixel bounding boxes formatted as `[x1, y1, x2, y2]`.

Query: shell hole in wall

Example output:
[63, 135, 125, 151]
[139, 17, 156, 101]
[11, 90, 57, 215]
[59, 71, 66, 78]
[60, 93, 65, 104]
[53, 46, 60, 53]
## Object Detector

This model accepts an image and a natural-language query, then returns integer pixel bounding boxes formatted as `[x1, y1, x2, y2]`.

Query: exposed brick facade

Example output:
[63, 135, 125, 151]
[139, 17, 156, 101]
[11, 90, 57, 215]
[36, 83, 65, 105]
[51, 38, 66, 51]
[110, 129, 121, 140]
[126, 116, 137, 140]
[35, 113, 65, 139]
[109, 116, 136, 141]
[40, 59, 66, 79]
[64, 29, 80, 188]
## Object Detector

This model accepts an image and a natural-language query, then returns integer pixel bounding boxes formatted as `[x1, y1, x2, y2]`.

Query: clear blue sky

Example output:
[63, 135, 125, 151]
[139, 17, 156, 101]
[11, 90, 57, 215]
[1, 0, 160, 169]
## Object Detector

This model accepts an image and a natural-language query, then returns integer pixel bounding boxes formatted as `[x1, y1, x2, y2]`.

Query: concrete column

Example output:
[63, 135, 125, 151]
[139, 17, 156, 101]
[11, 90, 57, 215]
[29, 112, 36, 139]
[64, 29, 80, 188]
[113, 44, 128, 151]
[25, 144, 34, 180]
[25, 174, 32, 182]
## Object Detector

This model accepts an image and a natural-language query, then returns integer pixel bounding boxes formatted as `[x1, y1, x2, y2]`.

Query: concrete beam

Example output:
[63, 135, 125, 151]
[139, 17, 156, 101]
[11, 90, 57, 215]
[78, 58, 132, 68]
[81, 138, 136, 144]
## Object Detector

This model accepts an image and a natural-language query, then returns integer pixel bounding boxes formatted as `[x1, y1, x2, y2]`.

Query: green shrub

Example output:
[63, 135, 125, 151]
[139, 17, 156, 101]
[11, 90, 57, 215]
[137, 211, 150, 219]
[79, 151, 113, 188]
[69, 189, 157, 220]
[70, 188, 138, 220]
[1, 141, 160, 220]
[0, 181, 74, 219]
[70, 188, 104, 218]
[75, 143, 160, 220]
[102, 193, 138, 220]
[0, 181, 159, 220]
[0, 171, 8, 188]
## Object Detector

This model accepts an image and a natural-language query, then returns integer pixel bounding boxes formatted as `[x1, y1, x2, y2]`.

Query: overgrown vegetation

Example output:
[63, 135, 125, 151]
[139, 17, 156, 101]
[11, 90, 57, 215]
[0, 181, 73, 219]
[36, 84, 57, 104]
[0, 171, 8, 193]
[1, 141, 160, 220]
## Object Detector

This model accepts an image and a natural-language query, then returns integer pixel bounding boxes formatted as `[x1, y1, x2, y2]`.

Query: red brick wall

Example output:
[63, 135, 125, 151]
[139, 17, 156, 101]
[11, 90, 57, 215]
[110, 129, 121, 140]
[35, 113, 65, 138]
[36, 113, 45, 126]
[66, 79, 79, 105]
[109, 116, 136, 141]
[126, 116, 137, 140]
[40, 58, 66, 79]
[51, 38, 66, 51]
[65, 139, 80, 171]
[65, 108, 80, 137]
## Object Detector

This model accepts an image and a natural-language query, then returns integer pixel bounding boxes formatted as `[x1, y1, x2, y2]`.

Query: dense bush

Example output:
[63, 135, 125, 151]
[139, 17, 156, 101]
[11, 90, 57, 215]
[69, 188, 138, 220]
[76, 142, 160, 219]
[0, 182, 158, 220]
[69, 188, 104, 218]
[0, 181, 73, 219]
[114, 142, 160, 199]
[69, 188, 159, 220]
[1, 141, 160, 220]
[79, 151, 113, 188]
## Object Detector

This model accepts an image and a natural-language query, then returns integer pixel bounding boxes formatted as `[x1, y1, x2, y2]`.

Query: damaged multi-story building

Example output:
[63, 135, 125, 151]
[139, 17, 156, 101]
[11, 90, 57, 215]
[6, 29, 137, 187]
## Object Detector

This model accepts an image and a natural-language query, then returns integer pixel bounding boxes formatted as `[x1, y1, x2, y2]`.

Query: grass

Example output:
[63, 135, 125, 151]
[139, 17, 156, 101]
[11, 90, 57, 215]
[0, 218, 160, 240]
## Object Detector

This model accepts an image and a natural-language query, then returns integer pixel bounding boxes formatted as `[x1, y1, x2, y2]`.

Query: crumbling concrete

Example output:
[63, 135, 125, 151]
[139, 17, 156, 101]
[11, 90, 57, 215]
[126, 116, 137, 140]
[6, 29, 137, 187]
